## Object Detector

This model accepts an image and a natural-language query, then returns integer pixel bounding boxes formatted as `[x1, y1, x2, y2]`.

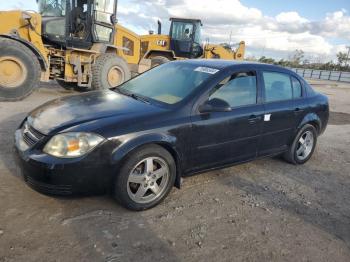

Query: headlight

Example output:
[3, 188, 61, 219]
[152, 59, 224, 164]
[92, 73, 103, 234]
[43, 132, 104, 158]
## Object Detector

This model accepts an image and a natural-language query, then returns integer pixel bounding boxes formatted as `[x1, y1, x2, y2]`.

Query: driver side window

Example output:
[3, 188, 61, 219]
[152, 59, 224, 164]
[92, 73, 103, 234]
[209, 71, 257, 108]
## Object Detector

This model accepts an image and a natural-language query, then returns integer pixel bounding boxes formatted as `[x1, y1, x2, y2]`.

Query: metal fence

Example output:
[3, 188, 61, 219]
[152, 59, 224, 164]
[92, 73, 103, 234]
[288, 68, 350, 83]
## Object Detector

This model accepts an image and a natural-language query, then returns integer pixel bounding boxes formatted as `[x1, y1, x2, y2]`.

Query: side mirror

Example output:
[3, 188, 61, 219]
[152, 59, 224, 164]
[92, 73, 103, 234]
[110, 14, 118, 25]
[198, 98, 231, 113]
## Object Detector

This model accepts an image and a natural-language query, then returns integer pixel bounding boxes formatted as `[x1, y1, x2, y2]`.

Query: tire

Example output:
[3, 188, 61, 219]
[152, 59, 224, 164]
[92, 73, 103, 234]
[0, 38, 41, 101]
[283, 124, 318, 165]
[114, 144, 176, 211]
[91, 54, 131, 90]
[151, 56, 170, 68]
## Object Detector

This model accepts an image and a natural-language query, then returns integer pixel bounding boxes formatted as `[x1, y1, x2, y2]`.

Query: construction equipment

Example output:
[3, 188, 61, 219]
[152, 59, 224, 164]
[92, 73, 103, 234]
[0, 2, 246, 101]
[0, 0, 141, 101]
[139, 17, 246, 67]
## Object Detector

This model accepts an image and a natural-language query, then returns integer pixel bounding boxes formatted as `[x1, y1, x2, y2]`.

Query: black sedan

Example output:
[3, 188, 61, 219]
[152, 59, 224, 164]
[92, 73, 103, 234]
[14, 60, 329, 210]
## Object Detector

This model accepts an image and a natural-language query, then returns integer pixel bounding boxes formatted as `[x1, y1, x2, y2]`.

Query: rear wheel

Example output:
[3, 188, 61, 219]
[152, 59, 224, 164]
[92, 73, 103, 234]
[91, 54, 131, 90]
[0, 38, 41, 101]
[283, 124, 317, 164]
[114, 145, 176, 211]
[150, 56, 170, 68]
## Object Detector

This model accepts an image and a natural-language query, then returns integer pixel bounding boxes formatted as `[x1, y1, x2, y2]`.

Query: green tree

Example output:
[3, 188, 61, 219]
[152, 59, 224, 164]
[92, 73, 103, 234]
[291, 49, 304, 66]
[337, 52, 348, 66]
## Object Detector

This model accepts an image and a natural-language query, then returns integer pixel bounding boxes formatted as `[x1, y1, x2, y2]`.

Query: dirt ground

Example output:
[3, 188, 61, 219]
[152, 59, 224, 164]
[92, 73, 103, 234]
[0, 80, 350, 262]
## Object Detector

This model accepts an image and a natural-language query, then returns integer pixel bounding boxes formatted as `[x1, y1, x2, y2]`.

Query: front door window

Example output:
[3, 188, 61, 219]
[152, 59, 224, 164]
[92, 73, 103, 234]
[209, 72, 257, 108]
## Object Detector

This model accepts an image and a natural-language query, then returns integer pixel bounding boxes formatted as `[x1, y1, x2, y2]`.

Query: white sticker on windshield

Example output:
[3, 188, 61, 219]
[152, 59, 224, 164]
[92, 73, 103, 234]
[194, 67, 220, 74]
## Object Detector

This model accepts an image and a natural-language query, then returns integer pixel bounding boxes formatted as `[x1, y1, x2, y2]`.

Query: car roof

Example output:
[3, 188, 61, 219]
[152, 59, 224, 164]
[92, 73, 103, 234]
[173, 59, 293, 74]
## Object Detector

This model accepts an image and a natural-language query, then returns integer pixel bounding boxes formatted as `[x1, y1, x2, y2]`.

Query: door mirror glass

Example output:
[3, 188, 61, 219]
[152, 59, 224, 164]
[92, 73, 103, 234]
[199, 98, 231, 113]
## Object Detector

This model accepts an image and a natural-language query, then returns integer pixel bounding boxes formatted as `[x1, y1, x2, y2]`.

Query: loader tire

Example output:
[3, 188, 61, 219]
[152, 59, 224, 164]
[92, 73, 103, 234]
[91, 54, 131, 90]
[151, 56, 170, 68]
[0, 38, 41, 101]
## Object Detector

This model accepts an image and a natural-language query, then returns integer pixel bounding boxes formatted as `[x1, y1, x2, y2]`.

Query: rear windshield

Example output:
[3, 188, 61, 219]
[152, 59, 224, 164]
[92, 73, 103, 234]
[119, 63, 219, 104]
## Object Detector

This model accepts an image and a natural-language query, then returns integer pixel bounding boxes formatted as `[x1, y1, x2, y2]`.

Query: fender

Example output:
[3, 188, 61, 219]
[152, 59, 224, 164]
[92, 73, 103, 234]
[0, 34, 48, 70]
[144, 49, 176, 60]
[110, 133, 183, 188]
[297, 113, 321, 134]
[91, 43, 127, 54]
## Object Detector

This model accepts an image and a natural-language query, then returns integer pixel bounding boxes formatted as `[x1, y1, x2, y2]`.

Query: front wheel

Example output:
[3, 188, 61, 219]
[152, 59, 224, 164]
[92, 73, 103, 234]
[283, 124, 317, 164]
[113, 145, 176, 211]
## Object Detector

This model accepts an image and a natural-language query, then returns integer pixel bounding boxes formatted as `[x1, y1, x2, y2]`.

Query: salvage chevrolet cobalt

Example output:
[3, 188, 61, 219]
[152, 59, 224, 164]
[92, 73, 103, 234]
[14, 60, 329, 210]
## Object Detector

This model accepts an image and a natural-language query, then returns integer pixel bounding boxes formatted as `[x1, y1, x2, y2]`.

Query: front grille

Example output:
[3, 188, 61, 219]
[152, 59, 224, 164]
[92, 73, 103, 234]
[26, 176, 73, 195]
[22, 122, 45, 147]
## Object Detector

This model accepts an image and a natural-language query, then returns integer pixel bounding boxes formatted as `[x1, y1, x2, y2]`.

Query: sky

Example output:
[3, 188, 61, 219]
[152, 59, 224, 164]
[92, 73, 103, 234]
[1, 0, 349, 62]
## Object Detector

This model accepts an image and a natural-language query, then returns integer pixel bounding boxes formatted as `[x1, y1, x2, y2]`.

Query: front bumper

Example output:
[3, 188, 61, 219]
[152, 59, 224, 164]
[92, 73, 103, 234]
[14, 129, 114, 196]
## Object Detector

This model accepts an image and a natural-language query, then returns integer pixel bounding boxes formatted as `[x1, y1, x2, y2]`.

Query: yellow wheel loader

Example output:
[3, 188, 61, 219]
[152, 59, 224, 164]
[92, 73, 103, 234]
[140, 18, 246, 67]
[0, 0, 141, 101]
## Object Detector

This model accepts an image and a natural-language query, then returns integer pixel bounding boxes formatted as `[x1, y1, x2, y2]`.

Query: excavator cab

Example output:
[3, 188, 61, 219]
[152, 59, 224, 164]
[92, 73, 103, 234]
[169, 18, 203, 58]
[37, 0, 117, 48]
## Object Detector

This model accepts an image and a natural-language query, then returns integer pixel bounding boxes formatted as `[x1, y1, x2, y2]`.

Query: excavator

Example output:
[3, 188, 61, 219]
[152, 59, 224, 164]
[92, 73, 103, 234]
[0, 0, 245, 101]
[139, 18, 245, 67]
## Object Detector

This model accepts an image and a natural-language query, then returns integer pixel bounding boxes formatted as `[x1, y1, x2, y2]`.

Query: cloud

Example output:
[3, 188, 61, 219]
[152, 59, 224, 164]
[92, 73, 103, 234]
[2, 0, 348, 61]
[118, 0, 349, 61]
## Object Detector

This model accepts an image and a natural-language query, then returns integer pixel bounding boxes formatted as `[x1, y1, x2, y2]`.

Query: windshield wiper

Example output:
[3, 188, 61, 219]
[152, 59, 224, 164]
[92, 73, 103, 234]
[115, 89, 150, 104]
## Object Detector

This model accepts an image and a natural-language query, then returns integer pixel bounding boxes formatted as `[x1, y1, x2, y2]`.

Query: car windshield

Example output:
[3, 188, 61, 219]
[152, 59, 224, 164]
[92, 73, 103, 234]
[118, 63, 219, 105]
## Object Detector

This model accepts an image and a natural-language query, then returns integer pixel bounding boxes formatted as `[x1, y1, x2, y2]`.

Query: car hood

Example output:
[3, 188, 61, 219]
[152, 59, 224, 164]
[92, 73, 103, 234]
[27, 90, 163, 135]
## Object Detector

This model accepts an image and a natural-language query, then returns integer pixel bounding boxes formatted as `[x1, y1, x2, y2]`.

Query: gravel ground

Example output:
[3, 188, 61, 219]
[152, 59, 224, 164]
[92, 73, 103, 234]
[0, 80, 350, 262]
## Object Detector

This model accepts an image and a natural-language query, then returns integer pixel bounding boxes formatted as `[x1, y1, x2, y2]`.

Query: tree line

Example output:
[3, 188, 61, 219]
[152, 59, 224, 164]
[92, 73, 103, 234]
[244, 49, 350, 72]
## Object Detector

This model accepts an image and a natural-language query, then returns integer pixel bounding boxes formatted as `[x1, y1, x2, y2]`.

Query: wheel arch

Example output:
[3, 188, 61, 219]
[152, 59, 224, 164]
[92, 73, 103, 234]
[297, 113, 321, 135]
[91, 43, 120, 54]
[111, 133, 183, 189]
[0, 34, 48, 71]
[144, 50, 175, 60]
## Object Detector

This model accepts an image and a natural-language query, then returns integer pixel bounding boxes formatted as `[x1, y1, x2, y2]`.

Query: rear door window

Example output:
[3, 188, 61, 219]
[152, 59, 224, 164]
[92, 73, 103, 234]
[263, 72, 292, 102]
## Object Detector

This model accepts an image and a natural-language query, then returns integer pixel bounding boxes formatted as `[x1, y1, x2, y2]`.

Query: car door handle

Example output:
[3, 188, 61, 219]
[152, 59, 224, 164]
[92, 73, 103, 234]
[248, 115, 261, 124]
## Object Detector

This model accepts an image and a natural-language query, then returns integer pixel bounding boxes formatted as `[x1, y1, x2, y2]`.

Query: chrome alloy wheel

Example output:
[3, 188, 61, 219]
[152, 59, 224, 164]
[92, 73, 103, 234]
[127, 157, 170, 204]
[296, 130, 314, 161]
